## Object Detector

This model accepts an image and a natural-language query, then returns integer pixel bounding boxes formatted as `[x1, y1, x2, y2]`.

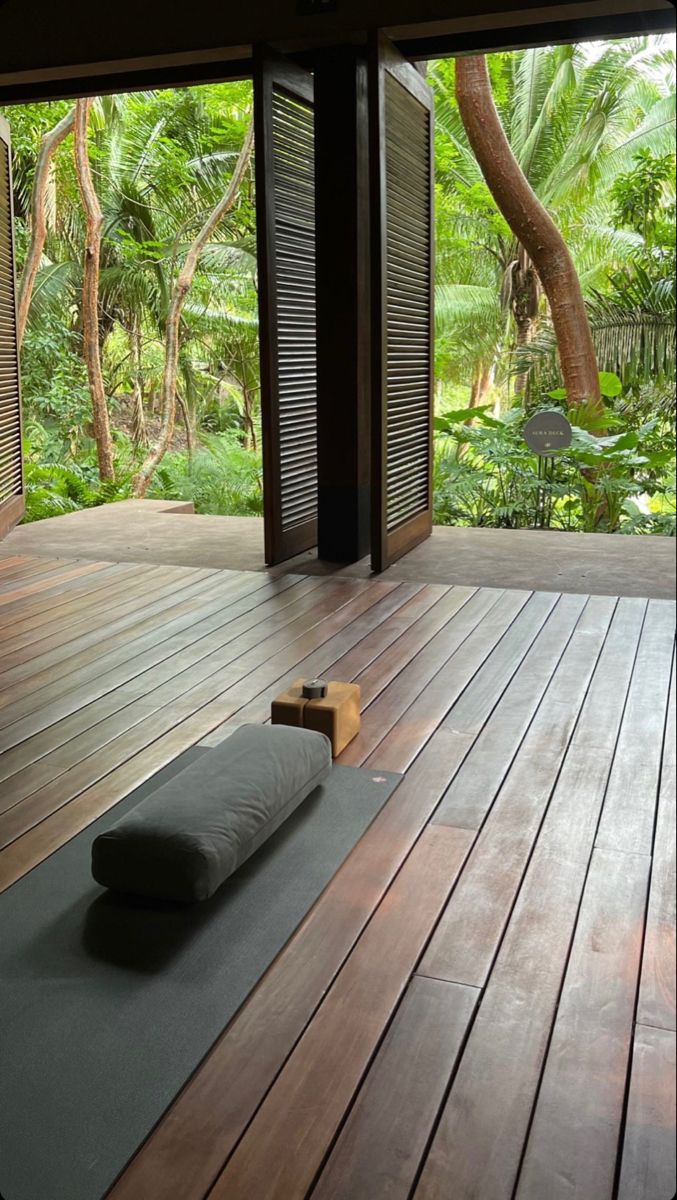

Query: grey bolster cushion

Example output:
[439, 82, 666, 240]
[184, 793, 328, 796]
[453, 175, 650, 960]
[91, 724, 332, 903]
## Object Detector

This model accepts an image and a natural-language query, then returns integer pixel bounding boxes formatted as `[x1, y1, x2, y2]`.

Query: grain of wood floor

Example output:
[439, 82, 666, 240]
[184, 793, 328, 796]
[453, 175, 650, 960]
[0, 552, 674, 1200]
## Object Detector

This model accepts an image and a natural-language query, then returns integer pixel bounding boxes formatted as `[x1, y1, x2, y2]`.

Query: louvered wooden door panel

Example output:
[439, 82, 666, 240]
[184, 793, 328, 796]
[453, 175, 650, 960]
[0, 116, 24, 539]
[370, 37, 433, 573]
[255, 50, 318, 566]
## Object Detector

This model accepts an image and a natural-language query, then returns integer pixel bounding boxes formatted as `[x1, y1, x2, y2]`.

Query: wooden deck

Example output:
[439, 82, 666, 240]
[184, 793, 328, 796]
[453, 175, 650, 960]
[0, 552, 674, 1200]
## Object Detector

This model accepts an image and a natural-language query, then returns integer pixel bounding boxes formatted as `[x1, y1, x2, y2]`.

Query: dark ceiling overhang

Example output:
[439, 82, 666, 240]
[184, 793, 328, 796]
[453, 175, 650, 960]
[0, 0, 673, 103]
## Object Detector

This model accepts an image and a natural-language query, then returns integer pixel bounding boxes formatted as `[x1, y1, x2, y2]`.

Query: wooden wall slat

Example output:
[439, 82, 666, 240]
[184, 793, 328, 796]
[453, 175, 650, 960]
[371, 36, 433, 572]
[256, 52, 318, 566]
[0, 117, 24, 533]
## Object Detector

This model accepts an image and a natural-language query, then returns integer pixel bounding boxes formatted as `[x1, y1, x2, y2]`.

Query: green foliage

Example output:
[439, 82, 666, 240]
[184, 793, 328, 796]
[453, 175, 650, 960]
[5, 44, 675, 540]
[433, 377, 676, 535]
[611, 149, 676, 246]
[148, 434, 263, 516]
[22, 429, 133, 522]
[20, 318, 93, 457]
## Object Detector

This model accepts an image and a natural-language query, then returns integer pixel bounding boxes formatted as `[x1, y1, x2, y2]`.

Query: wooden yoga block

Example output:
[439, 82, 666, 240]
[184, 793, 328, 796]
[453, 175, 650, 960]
[304, 682, 361, 757]
[270, 680, 306, 728]
[271, 679, 361, 757]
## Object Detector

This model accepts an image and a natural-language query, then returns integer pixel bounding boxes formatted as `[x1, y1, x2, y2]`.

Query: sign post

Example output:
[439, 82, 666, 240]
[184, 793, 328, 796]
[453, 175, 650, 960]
[523, 410, 573, 529]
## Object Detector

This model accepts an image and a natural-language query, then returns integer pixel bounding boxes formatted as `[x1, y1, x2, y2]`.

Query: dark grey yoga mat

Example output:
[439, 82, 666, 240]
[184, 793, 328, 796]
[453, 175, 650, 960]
[0, 750, 401, 1200]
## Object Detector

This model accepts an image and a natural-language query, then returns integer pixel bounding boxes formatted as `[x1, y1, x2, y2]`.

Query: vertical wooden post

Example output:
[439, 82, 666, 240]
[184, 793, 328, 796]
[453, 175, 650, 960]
[315, 48, 372, 564]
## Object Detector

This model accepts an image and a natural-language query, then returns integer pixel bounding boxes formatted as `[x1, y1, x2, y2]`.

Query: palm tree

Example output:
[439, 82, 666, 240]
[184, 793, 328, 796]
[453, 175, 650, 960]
[431, 36, 676, 403]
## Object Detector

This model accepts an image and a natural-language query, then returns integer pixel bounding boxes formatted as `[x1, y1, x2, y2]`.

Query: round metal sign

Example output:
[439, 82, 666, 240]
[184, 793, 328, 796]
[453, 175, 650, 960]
[523, 410, 573, 455]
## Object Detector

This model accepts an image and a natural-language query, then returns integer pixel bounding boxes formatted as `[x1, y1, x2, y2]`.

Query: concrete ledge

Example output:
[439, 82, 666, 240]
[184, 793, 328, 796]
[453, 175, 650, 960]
[2, 508, 674, 600]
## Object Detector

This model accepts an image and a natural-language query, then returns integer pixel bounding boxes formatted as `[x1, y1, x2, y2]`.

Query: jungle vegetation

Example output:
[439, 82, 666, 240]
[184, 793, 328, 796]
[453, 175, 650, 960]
[5, 37, 676, 534]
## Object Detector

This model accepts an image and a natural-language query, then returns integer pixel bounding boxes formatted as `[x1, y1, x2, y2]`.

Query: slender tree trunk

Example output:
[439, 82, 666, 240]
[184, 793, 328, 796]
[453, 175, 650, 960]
[133, 120, 255, 497]
[242, 386, 257, 452]
[513, 316, 533, 399]
[73, 98, 115, 481]
[177, 393, 195, 461]
[465, 364, 484, 426]
[129, 322, 147, 447]
[17, 108, 75, 347]
[508, 248, 541, 398]
[456, 56, 601, 412]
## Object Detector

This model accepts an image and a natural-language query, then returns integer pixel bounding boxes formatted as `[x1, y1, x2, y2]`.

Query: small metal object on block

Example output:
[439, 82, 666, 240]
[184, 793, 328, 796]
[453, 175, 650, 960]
[271, 679, 361, 757]
[302, 679, 328, 700]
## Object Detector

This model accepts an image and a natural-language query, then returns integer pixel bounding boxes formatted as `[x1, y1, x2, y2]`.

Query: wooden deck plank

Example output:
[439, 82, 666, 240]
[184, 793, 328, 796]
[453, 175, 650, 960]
[105, 598, 567, 1200]
[413, 848, 591, 1200]
[201, 581, 439, 745]
[208, 825, 473, 1200]
[596, 599, 675, 855]
[617, 1024, 677, 1200]
[363, 590, 557, 774]
[0, 578, 309, 766]
[0, 572, 313, 715]
[342, 589, 530, 769]
[201, 582, 457, 746]
[419, 594, 624, 987]
[0, 556, 672, 1200]
[432, 593, 614, 830]
[413, 599, 650, 1200]
[0, 579, 325, 803]
[0, 576, 339, 747]
[338, 588, 509, 766]
[0, 562, 159, 642]
[0, 555, 35, 574]
[312, 977, 479, 1200]
[0, 582, 391, 844]
[338, 584, 478, 710]
[638, 657, 676, 1032]
[0, 559, 116, 607]
[0, 577, 370, 787]
[0, 562, 238, 674]
[515, 849, 651, 1200]
[0, 557, 68, 588]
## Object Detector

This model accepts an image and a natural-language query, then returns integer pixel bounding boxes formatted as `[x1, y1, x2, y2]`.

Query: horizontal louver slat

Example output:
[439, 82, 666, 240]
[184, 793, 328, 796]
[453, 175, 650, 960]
[384, 73, 431, 534]
[272, 86, 317, 537]
[0, 131, 22, 511]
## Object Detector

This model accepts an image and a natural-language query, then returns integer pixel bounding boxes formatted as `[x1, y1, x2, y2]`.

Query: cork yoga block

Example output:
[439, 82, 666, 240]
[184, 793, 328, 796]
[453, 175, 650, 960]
[272, 679, 361, 757]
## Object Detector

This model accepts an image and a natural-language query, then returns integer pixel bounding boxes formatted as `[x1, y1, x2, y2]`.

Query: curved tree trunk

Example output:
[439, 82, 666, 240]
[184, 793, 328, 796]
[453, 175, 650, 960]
[133, 120, 255, 497]
[17, 107, 75, 347]
[456, 55, 601, 412]
[74, 98, 115, 481]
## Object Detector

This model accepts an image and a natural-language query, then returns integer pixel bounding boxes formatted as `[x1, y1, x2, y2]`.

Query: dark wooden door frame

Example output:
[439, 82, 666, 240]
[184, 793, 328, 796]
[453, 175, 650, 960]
[254, 46, 318, 566]
[0, 114, 25, 539]
[369, 32, 435, 574]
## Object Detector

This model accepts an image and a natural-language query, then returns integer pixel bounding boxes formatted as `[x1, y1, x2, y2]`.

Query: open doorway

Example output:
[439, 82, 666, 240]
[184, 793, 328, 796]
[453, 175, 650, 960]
[4, 82, 263, 526]
[2, 29, 675, 586]
[431, 34, 676, 540]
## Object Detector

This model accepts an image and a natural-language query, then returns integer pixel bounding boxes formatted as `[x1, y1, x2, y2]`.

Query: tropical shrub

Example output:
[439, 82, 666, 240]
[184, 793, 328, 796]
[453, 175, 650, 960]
[148, 434, 263, 516]
[433, 377, 676, 535]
